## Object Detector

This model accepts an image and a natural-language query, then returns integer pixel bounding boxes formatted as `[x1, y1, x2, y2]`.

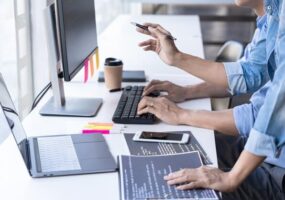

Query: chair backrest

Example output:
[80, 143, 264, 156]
[215, 41, 252, 108]
[215, 40, 244, 62]
[211, 41, 244, 111]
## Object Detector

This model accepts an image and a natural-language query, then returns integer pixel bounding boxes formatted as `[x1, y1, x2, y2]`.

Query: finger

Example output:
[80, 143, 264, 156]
[136, 27, 150, 35]
[165, 171, 198, 183]
[156, 26, 171, 35]
[137, 97, 154, 112]
[143, 84, 165, 96]
[140, 23, 172, 40]
[137, 98, 148, 112]
[159, 94, 170, 100]
[148, 26, 167, 39]
[142, 22, 160, 28]
[144, 80, 162, 91]
[143, 23, 170, 35]
[167, 172, 199, 186]
[164, 170, 184, 181]
[156, 26, 177, 42]
[164, 169, 194, 180]
[166, 176, 190, 186]
[143, 45, 156, 52]
[176, 181, 204, 190]
[138, 39, 156, 47]
[137, 105, 156, 115]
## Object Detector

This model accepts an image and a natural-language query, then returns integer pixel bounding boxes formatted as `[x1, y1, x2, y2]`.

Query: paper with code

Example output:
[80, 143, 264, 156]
[119, 152, 219, 200]
[124, 131, 212, 165]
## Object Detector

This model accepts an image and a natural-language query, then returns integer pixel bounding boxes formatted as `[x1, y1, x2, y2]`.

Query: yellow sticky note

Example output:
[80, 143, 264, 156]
[88, 122, 113, 126]
[85, 125, 113, 130]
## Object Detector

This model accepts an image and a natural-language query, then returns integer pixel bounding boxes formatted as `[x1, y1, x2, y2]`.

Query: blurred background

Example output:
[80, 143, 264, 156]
[0, 0, 255, 118]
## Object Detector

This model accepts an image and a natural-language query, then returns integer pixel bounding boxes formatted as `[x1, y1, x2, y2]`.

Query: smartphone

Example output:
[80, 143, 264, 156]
[132, 131, 190, 144]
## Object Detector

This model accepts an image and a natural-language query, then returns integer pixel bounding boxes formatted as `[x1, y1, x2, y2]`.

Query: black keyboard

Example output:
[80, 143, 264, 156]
[112, 85, 159, 124]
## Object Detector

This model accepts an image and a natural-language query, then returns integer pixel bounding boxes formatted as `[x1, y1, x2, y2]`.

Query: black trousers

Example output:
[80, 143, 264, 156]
[215, 133, 285, 200]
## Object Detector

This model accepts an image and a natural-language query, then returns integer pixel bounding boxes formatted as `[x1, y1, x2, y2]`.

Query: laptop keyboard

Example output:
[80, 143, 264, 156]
[37, 136, 81, 172]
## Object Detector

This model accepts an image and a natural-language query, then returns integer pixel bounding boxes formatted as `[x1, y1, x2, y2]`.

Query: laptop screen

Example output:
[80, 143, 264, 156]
[0, 75, 30, 170]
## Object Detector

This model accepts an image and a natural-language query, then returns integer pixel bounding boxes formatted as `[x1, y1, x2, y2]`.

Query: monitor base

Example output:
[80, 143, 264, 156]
[40, 97, 102, 117]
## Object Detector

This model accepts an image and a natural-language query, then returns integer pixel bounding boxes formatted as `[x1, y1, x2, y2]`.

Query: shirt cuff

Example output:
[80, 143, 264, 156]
[233, 105, 253, 137]
[245, 128, 278, 158]
[223, 62, 247, 95]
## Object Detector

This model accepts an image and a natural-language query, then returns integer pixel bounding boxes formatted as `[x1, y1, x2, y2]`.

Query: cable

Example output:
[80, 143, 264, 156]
[31, 82, 52, 111]
[30, 71, 64, 111]
[2, 106, 18, 116]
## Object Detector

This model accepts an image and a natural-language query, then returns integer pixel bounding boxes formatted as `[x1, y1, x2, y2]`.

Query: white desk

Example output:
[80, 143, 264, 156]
[0, 15, 217, 200]
[96, 15, 204, 76]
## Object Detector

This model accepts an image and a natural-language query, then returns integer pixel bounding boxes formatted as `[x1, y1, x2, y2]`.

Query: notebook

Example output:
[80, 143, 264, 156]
[98, 70, 146, 82]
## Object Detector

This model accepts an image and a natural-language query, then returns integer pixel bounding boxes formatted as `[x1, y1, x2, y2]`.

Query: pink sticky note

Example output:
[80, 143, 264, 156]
[82, 129, 110, 134]
[84, 59, 89, 83]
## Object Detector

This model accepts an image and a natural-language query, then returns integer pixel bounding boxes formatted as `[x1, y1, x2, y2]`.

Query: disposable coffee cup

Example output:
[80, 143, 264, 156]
[104, 57, 123, 90]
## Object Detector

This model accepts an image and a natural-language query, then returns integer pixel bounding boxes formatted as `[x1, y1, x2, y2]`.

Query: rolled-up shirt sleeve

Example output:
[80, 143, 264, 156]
[233, 82, 271, 136]
[233, 104, 255, 137]
[245, 129, 278, 157]
[223, 22, 268, 95]
[224, 62, 247, 95]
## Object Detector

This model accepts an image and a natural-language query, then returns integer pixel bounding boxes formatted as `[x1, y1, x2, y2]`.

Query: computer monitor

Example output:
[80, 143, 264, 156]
[57, 0, 98, 81]
[40, 0, 102, 117]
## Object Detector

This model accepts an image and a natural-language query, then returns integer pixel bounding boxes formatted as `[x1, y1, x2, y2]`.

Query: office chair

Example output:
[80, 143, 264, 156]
[215, 40, 244, 62]
[211, 41, 244, 111]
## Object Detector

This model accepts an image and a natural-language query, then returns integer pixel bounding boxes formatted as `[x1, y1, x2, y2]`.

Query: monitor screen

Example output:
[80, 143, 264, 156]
[57, 0, 98, 81]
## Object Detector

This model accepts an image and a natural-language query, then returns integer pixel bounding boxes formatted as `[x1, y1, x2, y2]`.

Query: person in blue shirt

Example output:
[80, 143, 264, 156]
[136, 0, 285, 199]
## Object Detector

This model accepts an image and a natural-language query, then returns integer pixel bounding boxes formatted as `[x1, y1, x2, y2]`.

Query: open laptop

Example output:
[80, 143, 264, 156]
[0, 75, 117, 177]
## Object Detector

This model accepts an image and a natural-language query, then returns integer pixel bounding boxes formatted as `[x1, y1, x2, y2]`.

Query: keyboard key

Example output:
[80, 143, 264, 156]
[112, 85, 159, 124]
[37, 136, 81, 172]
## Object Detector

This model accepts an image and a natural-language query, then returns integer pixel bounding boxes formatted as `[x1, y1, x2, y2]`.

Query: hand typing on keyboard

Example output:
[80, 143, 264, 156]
[137, 95, 185, 125]
[112, 85, 160, 124]
[143, 79, 188, 103]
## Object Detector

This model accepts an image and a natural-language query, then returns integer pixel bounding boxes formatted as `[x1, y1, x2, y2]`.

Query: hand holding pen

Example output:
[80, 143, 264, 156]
[131, 22, 177, 41]
[132, 22, 181, 67]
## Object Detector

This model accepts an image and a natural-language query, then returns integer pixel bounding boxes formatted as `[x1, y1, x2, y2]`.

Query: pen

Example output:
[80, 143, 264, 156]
[131, 22, 177, 41]
[109, 88, 123, 93]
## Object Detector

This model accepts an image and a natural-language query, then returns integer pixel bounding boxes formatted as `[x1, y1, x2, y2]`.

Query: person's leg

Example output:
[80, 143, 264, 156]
[215, 133, 285, 199]
[222, 164, 285, 200]
[215, 132, 247, 170]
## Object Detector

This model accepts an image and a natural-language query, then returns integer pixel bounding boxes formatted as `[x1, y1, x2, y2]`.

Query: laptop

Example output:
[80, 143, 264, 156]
[0, 75, 117, 177]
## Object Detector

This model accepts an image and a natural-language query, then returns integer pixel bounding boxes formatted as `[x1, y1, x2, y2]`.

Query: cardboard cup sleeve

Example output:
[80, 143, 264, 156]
[104, 65, 123, 90]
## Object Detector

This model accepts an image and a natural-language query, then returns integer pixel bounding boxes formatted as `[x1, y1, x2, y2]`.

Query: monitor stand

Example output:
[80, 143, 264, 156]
[40, 97, 102, 117]
[40, 4, 102, 117]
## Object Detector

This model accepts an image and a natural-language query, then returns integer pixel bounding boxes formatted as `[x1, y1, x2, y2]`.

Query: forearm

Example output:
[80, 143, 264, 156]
[184, 82, 231, 100]
[174, 52, 229, 89]
[228, 150, 265, 188]
[179, 109, 239, 136]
